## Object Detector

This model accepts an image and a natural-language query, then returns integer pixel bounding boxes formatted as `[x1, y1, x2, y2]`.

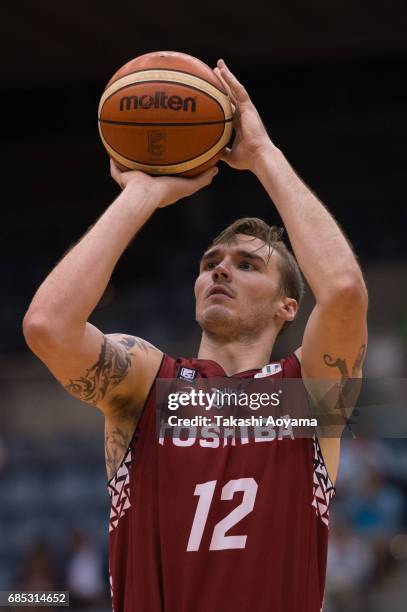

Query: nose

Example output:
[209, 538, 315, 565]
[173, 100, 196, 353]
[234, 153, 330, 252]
[212, 262, 229, 282]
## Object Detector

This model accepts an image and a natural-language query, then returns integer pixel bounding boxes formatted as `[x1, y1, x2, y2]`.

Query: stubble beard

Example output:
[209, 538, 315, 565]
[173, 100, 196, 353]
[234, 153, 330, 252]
[197, 304, 269, 343]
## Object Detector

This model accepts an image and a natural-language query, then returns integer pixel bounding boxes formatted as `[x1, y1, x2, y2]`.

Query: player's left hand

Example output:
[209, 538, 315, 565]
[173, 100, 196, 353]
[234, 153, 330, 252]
[214, 60, 273, 172]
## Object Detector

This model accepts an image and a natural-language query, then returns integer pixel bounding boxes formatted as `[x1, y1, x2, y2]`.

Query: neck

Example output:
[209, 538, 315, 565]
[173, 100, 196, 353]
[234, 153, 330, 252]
[197, 328, 278, 376]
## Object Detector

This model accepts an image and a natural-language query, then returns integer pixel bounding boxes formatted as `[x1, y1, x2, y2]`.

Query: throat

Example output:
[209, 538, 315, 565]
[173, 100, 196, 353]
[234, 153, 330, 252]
[197, 332, 275, 376]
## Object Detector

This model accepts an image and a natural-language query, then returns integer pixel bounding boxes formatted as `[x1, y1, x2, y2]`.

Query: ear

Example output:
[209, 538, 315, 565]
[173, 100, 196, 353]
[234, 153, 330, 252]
[275, 298, 298, 324]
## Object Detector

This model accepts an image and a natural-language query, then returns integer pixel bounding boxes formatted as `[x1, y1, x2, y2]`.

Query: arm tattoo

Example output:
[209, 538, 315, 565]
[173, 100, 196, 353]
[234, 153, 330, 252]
[108, 334, 158, 355]
[64, 334, 139, 405]
[322, 344, 367, 431]
[323, 354, 349, 377]
[323, 344, 366, 378]
[105, 427, 131, 481]
[352, 344, 367, 376]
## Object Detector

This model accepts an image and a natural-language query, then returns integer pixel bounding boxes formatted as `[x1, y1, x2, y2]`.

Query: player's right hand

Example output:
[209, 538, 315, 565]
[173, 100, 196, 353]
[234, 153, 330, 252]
[110, 159, 218, 208]
[214, 60, 272, 172]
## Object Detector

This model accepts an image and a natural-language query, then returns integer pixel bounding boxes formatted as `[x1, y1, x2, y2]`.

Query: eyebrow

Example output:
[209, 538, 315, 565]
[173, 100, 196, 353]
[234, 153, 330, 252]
[200, 247, 267, 265]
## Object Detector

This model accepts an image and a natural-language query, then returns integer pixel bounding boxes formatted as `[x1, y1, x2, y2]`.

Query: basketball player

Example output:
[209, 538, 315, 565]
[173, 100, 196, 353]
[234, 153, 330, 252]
[23, 60, 368, 611]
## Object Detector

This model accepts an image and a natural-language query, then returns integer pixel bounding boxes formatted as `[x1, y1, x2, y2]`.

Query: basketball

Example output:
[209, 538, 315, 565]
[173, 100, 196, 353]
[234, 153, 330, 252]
[98, 51, 234, 176]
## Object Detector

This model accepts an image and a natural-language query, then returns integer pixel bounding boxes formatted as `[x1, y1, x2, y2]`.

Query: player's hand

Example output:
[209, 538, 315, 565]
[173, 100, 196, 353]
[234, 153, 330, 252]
[214, 59, 272, 172]
[110, 160, 218, 208]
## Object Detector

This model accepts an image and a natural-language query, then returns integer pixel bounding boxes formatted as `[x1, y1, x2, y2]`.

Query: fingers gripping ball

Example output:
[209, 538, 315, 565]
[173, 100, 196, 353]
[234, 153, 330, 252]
[98, 51, 234, 176]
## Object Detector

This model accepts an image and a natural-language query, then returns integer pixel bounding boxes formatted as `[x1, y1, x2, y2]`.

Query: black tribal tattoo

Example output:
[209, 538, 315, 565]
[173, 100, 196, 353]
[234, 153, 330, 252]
[108, 334, 157, 355]
[105, 427, 130, 480]
[65, 334, 144, 405]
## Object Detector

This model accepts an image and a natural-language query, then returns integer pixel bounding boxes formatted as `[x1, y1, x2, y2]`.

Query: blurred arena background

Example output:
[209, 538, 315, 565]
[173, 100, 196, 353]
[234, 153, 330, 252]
[1, 1, 407, 610]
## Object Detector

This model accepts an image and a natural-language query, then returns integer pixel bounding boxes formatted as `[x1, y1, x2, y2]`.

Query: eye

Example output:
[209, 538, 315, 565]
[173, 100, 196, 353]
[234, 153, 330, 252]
[205, 261, 217, 270]
[238, 261, 254, 270]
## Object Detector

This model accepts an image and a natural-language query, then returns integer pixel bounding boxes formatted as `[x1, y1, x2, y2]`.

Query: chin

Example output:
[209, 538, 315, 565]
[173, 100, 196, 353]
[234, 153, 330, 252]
[197, 305, 238, 335]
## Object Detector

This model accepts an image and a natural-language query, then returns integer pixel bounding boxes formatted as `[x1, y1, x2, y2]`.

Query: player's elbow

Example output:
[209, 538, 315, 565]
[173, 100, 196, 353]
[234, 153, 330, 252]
[321, 273, 368, 313]
[339, 273, 368, 305]
[23, 311, 57, 353]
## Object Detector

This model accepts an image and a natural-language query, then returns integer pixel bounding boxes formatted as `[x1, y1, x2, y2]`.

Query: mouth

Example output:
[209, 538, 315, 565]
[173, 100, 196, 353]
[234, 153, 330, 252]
[207, 286, 234, 299]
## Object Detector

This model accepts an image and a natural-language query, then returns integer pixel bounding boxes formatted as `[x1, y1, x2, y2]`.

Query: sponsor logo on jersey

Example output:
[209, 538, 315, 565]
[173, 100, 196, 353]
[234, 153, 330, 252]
[178, 367, 197, 382]
[254, 363, 282, 378]
[159, 419, 295, 447]
[119, 92, 197, 112]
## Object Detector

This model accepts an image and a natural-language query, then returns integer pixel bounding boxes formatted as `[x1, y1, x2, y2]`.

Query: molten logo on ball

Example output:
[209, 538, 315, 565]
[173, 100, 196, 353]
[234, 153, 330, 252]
[120, 92, 197, 112]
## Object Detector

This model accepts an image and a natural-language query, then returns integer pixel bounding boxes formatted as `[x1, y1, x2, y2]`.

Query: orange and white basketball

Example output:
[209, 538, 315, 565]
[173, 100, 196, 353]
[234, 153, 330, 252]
[98, 51, 234, 176]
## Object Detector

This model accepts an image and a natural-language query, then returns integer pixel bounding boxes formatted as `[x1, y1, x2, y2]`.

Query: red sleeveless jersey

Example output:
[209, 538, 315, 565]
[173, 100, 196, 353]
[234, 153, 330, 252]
[108, 354, 335, 612]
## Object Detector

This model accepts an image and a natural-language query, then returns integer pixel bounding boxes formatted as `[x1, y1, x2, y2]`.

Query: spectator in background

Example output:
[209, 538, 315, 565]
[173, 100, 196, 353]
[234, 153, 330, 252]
[19, 540, 58, 591]
[65, 529, 105, 609]
[325, 439, 407, 611]
[349, 469, 405, 540]
[326, 521, 374, 612]
[16, 540, 59, 612]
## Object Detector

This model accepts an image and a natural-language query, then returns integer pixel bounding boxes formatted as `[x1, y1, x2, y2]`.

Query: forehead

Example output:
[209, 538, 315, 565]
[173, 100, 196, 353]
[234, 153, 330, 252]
[203, 234, 280, 268]
[233, 234, 271, 255]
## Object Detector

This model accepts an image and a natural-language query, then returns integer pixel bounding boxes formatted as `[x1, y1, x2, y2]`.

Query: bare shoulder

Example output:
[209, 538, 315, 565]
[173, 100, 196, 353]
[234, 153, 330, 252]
[106, 333, 161, 356]
[104, 332, 163, 415]
[25, 321, 164, 481]
[64, 332, 163, 412]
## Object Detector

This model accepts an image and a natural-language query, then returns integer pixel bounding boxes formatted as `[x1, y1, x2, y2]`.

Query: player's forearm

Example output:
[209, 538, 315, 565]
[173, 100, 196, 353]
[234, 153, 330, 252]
[24, 182, 158, 336]
[253, 143, 367, 302]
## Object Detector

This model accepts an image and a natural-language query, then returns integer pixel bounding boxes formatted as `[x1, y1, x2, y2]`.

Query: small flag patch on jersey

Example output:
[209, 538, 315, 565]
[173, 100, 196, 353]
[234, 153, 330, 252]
[178, 367, 197, 381]
[254, 363, 282, 378]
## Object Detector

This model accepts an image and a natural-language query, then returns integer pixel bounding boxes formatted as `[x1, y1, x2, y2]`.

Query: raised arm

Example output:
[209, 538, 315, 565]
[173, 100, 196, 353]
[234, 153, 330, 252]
[23, 163, 218, 417]
[215, 60, 368, 481]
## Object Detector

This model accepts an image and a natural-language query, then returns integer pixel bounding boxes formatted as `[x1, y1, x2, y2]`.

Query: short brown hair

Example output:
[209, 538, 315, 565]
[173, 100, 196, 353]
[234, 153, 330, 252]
[211, 217, 304, 334]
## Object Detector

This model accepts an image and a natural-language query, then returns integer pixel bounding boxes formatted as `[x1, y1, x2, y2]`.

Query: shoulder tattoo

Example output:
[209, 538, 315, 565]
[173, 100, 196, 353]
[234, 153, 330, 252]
[64, 334, 154, 405]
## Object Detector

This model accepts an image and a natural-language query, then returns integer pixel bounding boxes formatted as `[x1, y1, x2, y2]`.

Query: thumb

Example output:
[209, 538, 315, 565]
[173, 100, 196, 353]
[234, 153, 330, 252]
[188, 166, 219, 191]
[158, 166, 219, 208]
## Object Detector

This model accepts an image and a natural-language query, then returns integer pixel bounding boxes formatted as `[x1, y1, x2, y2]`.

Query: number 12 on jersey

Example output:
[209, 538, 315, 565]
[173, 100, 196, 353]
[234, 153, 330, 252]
[187, 478, 258, 552]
